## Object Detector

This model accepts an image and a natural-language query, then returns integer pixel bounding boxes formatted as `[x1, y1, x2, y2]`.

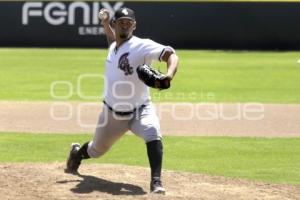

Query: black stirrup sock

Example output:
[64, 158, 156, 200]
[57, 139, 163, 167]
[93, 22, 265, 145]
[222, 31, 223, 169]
[146, 140, 163, 178]
[77, 142, 91, 160]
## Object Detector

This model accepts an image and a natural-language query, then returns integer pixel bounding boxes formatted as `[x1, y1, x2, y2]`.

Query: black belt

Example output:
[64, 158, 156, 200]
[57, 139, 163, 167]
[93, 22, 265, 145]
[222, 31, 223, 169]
[103, 101, 145, 116]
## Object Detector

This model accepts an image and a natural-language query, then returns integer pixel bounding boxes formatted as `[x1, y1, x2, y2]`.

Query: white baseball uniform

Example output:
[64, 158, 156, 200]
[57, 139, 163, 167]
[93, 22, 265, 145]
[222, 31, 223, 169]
[87, 36, 175, 158]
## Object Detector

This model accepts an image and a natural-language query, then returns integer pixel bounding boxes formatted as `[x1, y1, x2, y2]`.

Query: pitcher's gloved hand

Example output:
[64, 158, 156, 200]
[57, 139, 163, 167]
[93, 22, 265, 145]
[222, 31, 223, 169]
[136, 65, 171, 89]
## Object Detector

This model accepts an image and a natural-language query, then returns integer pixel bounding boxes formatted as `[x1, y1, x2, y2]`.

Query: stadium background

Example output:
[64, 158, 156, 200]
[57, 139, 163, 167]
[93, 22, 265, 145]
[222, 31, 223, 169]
[1, 1, 300, 49]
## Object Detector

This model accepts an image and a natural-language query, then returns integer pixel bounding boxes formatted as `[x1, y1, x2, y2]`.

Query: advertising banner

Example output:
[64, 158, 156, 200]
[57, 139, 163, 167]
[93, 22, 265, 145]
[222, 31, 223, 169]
[1, 1, 300, 49]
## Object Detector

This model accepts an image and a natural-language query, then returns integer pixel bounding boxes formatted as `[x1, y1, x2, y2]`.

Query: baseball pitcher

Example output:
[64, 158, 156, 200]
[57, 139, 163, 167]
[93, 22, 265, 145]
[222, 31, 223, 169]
[66, 7, 179, 194]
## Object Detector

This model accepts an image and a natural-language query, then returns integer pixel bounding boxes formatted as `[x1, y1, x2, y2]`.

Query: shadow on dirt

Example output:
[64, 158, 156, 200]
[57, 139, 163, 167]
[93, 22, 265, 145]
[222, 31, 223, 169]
[58, 173, 147, 196]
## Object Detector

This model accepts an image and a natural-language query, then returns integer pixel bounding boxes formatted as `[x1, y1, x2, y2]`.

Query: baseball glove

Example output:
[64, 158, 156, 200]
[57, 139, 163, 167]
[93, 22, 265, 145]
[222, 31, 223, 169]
[136, 65, 171, 89]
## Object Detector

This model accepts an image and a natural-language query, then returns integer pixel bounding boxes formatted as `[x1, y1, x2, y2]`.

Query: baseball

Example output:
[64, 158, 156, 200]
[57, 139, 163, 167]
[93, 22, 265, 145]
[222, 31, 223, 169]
[98, 11, 108, 20]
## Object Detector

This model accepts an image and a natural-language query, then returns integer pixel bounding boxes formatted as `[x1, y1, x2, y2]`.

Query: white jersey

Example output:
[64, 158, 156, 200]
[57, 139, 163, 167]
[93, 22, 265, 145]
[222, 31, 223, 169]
[104, 36, 174, 112]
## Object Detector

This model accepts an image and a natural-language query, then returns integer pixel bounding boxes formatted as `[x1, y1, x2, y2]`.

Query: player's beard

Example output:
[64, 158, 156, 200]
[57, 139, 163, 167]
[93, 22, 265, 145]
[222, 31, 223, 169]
[120, 33, 128, 39]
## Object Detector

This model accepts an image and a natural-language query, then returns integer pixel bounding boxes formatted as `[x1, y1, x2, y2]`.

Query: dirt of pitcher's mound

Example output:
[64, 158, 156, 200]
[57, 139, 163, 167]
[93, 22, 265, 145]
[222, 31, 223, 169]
[0, 163, 299, 200]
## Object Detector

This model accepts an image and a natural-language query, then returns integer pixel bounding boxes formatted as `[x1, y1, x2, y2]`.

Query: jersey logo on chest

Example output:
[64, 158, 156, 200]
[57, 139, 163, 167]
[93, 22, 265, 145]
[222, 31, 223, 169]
[118, 52, 133, 75]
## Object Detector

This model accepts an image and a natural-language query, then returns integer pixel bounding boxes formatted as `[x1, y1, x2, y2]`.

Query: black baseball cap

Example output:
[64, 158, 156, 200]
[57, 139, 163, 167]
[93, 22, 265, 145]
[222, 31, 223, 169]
[114, 7, 135, 21]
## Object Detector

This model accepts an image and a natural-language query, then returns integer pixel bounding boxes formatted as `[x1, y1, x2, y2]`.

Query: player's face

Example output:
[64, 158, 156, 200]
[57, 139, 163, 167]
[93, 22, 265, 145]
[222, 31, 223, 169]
[114, 18, 136, 39]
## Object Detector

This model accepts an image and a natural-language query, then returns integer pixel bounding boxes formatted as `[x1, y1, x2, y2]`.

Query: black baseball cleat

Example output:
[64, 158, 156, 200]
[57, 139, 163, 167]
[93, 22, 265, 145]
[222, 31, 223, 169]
[65, 143, 82, 174]
[150, 177, 166, 194]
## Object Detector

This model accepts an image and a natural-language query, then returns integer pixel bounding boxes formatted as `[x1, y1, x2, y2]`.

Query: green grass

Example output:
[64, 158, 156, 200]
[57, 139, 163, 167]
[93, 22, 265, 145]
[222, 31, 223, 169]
[0, 132, 299, 185]
[1, 48, 300, 103]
